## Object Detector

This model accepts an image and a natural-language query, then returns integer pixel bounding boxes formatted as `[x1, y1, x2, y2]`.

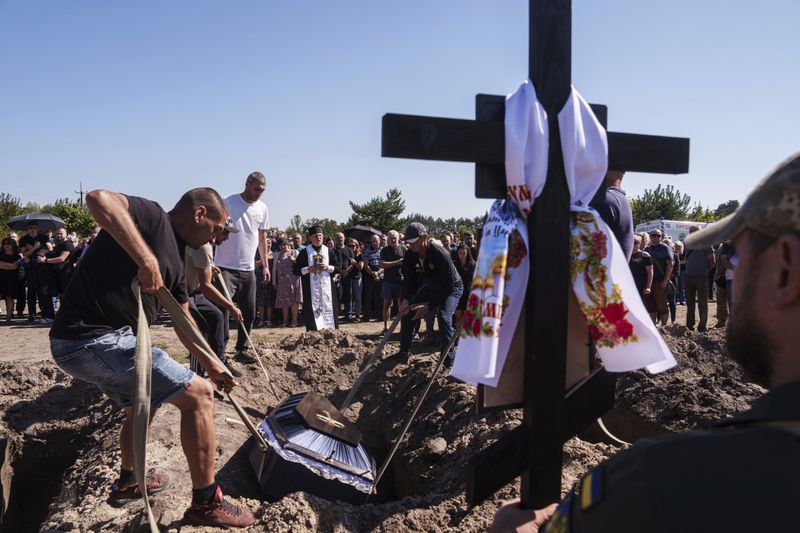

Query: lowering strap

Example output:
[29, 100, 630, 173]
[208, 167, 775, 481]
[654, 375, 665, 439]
[131, 281, 158, 533]
[214, 273, 279, 400]
[132, 281, 270, 533]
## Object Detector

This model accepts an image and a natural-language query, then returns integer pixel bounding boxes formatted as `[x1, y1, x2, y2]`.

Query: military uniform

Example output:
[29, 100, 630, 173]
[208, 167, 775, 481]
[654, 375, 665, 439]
[543, 381, 800, 532]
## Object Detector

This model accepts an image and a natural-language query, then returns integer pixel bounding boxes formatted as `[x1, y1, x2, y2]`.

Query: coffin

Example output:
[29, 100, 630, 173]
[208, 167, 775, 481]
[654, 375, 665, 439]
[249, 392, 376, 504]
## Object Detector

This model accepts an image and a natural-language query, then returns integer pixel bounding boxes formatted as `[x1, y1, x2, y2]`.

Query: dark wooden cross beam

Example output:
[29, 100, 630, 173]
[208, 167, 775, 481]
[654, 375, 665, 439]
[381, 0, 689, 508]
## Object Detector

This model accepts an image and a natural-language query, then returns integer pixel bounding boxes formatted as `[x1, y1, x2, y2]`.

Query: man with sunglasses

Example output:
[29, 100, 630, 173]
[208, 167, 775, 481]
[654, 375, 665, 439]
[213, 171, 270, 365]
[644, 228, 674, 326]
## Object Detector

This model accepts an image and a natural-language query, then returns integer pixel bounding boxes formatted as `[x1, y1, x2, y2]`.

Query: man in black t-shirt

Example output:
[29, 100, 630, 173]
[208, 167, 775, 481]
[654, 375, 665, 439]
[19, 222, 52, 322]
[49, 188, 255, 528]
[644, 229, 674, 325]
[43, 226, 76, 297]
[400, 222, 463, 366]
[379, 230, 404, 332]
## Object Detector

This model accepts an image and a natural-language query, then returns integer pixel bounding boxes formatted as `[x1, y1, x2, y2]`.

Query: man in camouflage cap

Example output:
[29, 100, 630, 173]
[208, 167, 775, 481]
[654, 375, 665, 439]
[491, 153, 800, 532]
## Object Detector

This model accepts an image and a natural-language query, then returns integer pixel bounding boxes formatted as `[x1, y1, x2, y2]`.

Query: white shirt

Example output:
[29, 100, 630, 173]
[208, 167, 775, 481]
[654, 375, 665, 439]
[725, 255, 737, 281]
[214, 193, 269, 271]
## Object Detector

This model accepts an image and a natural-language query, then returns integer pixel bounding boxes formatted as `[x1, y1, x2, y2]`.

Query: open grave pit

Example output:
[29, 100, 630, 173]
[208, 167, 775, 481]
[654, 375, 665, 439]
[0, 325, 757, 532]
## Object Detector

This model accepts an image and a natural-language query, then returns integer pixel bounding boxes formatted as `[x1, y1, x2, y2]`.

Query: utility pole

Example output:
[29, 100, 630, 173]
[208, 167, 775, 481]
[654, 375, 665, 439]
[75, 182, 85, 206]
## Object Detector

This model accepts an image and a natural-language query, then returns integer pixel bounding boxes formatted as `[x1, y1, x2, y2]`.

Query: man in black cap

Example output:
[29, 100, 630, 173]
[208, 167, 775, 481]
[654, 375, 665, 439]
[491, 151, 800, 532]
[400, 222, 463, 365]
[293, 225, 340, 331]
[644, 228, 674, 325]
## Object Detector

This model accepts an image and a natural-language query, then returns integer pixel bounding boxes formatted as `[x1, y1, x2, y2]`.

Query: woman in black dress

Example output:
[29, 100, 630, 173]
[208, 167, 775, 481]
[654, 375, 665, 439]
[0, 237, 22, 323]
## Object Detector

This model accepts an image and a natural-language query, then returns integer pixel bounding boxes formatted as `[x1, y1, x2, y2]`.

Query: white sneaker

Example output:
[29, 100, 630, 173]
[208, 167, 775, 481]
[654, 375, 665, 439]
[36, 318, 53, 325]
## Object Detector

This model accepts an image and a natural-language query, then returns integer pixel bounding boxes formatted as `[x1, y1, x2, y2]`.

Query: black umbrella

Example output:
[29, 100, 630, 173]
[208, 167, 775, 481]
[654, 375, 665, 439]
[345, 225, 382, 243]
[6, 213, 67, 232]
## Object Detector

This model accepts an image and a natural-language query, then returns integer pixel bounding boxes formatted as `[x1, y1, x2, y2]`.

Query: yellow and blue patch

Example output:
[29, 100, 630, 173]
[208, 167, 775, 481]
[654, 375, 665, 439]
[541, 490, 573, 533]
[579, 466, 603, 511]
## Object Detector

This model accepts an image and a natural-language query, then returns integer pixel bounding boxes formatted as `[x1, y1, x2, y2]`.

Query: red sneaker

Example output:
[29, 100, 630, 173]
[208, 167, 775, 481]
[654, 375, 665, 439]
[183, 485, 256, 529]
[107, 469, 170, 508]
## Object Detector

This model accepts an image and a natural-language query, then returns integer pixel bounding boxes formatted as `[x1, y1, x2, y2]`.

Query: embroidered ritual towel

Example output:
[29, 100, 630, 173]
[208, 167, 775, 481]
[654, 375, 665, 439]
[452, 80, 546, 386]
[560, 88, 675, 373]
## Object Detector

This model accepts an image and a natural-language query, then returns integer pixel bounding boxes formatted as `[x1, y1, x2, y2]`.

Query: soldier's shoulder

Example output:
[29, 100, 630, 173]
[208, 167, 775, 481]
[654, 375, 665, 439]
[555, 426, 800, 532]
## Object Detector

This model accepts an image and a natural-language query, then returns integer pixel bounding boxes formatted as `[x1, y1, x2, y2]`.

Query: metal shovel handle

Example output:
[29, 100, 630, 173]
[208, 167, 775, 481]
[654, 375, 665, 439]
[340, 313, 402, 411]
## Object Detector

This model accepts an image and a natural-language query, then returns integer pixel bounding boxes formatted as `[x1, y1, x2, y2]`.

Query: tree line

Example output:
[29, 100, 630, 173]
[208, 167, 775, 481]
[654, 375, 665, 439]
[284, 186, 741, 238]
[284, 188, 485, 239]
[1, 185, 741, 240]
[0, 194, 96, 236]
[629, 185, 739, 226]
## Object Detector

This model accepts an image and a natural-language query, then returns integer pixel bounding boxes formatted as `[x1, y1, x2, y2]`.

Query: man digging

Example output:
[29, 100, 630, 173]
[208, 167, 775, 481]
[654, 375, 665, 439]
[399, 222, 463, 368]
[49, 188, 256, 528]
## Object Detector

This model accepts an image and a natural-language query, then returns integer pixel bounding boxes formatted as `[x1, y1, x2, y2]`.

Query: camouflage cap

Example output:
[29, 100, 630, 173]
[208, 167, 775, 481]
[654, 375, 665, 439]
[685, 152, 800, 249]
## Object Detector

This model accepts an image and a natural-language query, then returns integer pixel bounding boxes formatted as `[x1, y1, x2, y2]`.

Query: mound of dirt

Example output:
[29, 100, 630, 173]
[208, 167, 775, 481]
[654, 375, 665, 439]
[608, 324, 764, 440]
[0, 325, 764, 532]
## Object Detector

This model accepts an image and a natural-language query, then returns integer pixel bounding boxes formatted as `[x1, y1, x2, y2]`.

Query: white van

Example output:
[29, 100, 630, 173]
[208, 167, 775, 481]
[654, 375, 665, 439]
[634, 219, 710, 244]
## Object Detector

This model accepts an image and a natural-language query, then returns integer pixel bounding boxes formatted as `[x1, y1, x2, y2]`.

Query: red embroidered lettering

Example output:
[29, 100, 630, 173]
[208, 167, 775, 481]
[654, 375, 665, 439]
[507, 185, 518, 201]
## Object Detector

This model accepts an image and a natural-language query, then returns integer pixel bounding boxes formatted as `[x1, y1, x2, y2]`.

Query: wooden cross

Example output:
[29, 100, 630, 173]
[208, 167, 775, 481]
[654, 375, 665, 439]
[381, 0, 689, 508]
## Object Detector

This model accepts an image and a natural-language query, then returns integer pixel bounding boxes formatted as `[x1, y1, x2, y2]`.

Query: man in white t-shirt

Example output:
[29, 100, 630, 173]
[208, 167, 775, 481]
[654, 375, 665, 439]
[214, 171, 270, 363]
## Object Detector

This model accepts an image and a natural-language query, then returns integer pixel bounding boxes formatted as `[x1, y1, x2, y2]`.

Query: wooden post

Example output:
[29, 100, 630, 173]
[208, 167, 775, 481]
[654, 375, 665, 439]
[522, 0, 572, 508]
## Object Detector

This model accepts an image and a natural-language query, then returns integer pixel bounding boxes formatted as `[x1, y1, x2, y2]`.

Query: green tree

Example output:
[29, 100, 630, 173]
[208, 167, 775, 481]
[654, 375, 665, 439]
[22, 201, 41, 214]
[286, 214, 303, 235]
[713, 200, 740, 219]
[630, 185, 692, 226]
[0, 193, 23, 230]
[346, 188, 406, 232]
[41, 198, 96, 236]
[398, 213, 485, 239]
[687, 203, 717, 223]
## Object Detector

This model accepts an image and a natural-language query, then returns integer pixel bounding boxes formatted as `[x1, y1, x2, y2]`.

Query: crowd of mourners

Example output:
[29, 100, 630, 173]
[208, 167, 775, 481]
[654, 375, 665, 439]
[628, 229, 736, 332]
[251, 228, 477, 330]
[0, 223, 99, 325]
[1, 189, 733, 340]
[0, 203, 480, 352]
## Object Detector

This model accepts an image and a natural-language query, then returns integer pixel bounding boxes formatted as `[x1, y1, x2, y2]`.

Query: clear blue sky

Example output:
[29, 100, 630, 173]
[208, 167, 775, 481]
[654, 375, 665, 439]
[1, 0, 798, 230]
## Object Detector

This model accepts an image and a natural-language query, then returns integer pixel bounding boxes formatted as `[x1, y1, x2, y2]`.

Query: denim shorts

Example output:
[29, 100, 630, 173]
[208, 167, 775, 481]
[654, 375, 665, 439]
[50, 326, 196, 408]
[381, 281, 402, 300]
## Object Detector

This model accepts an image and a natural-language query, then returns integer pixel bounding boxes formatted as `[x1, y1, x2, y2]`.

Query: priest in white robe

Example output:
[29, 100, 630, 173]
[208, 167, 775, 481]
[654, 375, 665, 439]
[293, 225, 340, 331]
